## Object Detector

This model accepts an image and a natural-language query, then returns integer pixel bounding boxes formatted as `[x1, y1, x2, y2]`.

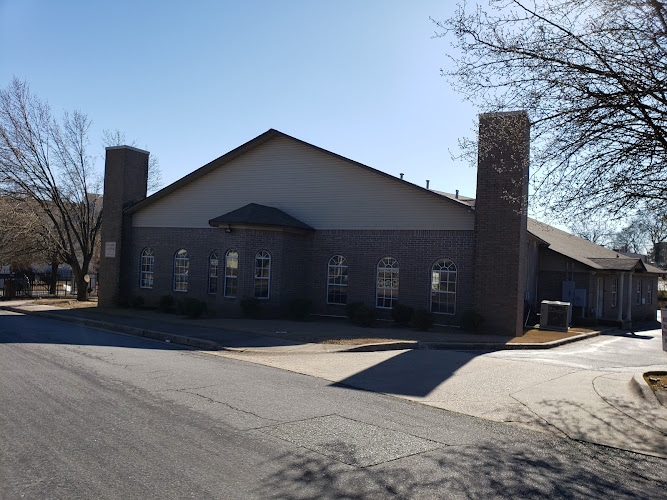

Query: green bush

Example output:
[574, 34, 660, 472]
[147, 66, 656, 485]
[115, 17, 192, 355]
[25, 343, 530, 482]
[460, 309, 485, 332]
[159, 295, 175, 313]
[345, 301, 375, 327]
[181, 297, 207, 319]
[411, 308, 434, 331]
[391, 303, 414, 326]
[658, 289, 667, 301]
[288, 298, 313, 321]
[129, 295, 145, 309]
[240, 297, 262, 319]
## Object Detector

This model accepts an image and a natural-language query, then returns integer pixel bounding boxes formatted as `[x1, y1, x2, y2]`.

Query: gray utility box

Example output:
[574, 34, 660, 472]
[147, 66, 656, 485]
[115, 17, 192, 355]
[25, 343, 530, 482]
[540, 300, 571, 332]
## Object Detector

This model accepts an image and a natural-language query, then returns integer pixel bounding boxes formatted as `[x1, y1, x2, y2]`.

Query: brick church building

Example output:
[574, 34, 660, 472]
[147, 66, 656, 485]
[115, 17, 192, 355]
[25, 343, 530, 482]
[99, 112, 661, 336]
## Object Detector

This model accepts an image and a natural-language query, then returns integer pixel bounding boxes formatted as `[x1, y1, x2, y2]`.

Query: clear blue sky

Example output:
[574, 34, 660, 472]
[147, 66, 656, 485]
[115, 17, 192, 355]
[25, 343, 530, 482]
[1, 1, 479, 197]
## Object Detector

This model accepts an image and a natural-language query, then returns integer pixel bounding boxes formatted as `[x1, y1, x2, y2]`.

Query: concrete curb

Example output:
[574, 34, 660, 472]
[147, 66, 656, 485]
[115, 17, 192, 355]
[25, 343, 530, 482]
[345, 331, 602, 352]
[632, 372, 667, 408]
[1, 304, 603, 353]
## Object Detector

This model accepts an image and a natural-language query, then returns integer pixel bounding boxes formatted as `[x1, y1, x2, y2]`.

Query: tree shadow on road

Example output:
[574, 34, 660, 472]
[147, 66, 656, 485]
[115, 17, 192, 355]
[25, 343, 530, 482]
[255, 438, 667, 499]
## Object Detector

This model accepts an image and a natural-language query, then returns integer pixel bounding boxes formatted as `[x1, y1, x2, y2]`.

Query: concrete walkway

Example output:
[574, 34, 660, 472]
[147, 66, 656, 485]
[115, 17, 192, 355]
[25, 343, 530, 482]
[2, 301, 666, 458]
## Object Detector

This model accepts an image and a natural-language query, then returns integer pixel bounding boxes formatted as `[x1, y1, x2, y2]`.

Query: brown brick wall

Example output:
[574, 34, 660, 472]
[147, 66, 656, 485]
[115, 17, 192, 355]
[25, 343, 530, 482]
[126, 226, 474, 322]
[473, 112, 530, 336]
[98, 147, 149, 307]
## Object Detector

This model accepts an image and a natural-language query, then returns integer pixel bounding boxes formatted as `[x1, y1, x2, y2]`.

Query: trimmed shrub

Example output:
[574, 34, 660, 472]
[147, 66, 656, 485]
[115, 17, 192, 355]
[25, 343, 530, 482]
[288, 298, 313, 321]
[345, 301, 375, 327]
[129, 295, 145, 309]
[116, 293, 130, 308]
[240, 297, 262, 319]
[411, 308, 434, 331]
[460, 309, 485, 332]
[391, 303, 414, 326]
[159, 295, 175, 313]
[573, 316, 598, 328]
[181, 297, 207, 319]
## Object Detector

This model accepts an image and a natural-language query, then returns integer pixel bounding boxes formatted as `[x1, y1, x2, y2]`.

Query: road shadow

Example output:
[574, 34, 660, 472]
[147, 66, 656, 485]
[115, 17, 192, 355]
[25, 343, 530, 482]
[331, 349, 482, 398]
[255, 438, 667, 499]
[0, 311, 191, 350]
[0, 307, 301, 350]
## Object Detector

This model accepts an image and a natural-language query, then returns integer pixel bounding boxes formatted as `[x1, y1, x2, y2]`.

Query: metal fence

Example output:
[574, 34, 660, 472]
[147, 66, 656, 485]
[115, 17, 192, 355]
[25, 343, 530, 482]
[0, 275, 98, 299]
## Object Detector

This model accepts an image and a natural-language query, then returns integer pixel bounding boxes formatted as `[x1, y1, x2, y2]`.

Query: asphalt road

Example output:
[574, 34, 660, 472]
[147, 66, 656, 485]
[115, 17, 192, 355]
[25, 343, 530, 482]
[1, 310, 666, 499]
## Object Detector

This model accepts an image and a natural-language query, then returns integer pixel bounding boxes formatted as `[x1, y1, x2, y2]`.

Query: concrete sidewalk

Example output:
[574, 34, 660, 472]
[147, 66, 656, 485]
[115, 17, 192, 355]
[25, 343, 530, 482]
[2, 300, 666, 458]
[0, 299, 602, 352]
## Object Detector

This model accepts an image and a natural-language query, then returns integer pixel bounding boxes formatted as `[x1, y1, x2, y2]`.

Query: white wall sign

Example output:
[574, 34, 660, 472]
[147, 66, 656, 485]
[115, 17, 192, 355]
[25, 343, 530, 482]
[105, 241, 117, 258]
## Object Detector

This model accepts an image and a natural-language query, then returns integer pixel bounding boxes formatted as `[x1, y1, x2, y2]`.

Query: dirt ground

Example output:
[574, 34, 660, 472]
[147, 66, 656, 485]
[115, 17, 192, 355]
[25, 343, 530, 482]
[32, 297, 98, 309]
[644, 372, 667, 392]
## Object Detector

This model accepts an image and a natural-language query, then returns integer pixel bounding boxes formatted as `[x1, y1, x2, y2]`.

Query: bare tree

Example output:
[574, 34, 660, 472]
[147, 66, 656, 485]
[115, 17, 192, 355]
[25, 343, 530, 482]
[636, 206, 667, 266]
[612, 223, 647, 254]
[434, 0, 667, 220]
[569, 216, 614, 246]
[0, 78, 101, 300]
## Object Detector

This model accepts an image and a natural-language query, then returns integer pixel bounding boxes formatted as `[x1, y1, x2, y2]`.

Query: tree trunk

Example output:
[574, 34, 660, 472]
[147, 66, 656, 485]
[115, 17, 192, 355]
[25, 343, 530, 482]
[49, 261, 58, 295]
[76, 273, 88, 301]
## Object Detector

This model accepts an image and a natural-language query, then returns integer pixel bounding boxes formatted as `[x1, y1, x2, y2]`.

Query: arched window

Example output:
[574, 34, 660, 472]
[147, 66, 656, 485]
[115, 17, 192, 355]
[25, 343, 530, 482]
[254, 250, 271, 299]
[376, 257, 399, 309]
[224, 249, 239, 298]
[208, 250, 219, 294]
[327, 255, 348, 305]
[173, 249, 189, 292]
[140, 247, 154, 289]
[431, 258, 457, 315]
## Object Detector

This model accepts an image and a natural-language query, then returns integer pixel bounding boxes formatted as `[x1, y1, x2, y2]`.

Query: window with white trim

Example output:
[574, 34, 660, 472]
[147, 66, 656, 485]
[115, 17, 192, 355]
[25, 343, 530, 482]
[327, 255, 348, 305]
[224, 249, 239, 298]
[208, 250, 219, 294]
[376, 257, 398, 309]
[431, 258, 457, 315]
[254, 250, 270, 299]
[140, 247, 154, 289]
[636, 280, 642, 305]
[611, 278, 618, 308]
[173, 249, 189, 292]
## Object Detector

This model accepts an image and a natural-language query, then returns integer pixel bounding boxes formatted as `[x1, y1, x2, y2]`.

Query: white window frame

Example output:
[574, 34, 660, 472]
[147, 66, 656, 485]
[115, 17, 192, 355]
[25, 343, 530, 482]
[224, 249, 239, 298]
[430, 258, 457, 315]
[208, 250, 219, 295]
[254, 250, 271, 299]
[140, 247, 154, 289]
[173, 249, 189, 292]
[611, 278, 618, 308]
[326, 255, 348, 305]
[376, 257, 399, 309]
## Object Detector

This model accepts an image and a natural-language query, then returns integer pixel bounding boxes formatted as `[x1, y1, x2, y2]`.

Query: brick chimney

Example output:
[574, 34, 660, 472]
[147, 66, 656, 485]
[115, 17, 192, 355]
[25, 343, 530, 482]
[98, 146, 149, 307]
[473, 111, 530, 336]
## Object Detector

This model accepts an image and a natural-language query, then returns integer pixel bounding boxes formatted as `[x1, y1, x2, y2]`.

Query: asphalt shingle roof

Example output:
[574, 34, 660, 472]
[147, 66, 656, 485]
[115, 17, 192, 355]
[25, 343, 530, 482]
[208, 203, 314, 231]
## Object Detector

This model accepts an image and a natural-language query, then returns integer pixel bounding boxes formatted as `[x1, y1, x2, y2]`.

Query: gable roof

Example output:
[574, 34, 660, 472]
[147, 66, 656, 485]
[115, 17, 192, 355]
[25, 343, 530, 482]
[209, 203, 314, 231]
[429, 192, 664, 274]
[527, 219, 662, 274]
[126, 129, 473, 215]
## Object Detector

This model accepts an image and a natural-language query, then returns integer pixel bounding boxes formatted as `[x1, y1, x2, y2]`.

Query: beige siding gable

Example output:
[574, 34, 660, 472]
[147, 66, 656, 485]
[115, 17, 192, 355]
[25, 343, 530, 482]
[132, 136, 473, 230]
